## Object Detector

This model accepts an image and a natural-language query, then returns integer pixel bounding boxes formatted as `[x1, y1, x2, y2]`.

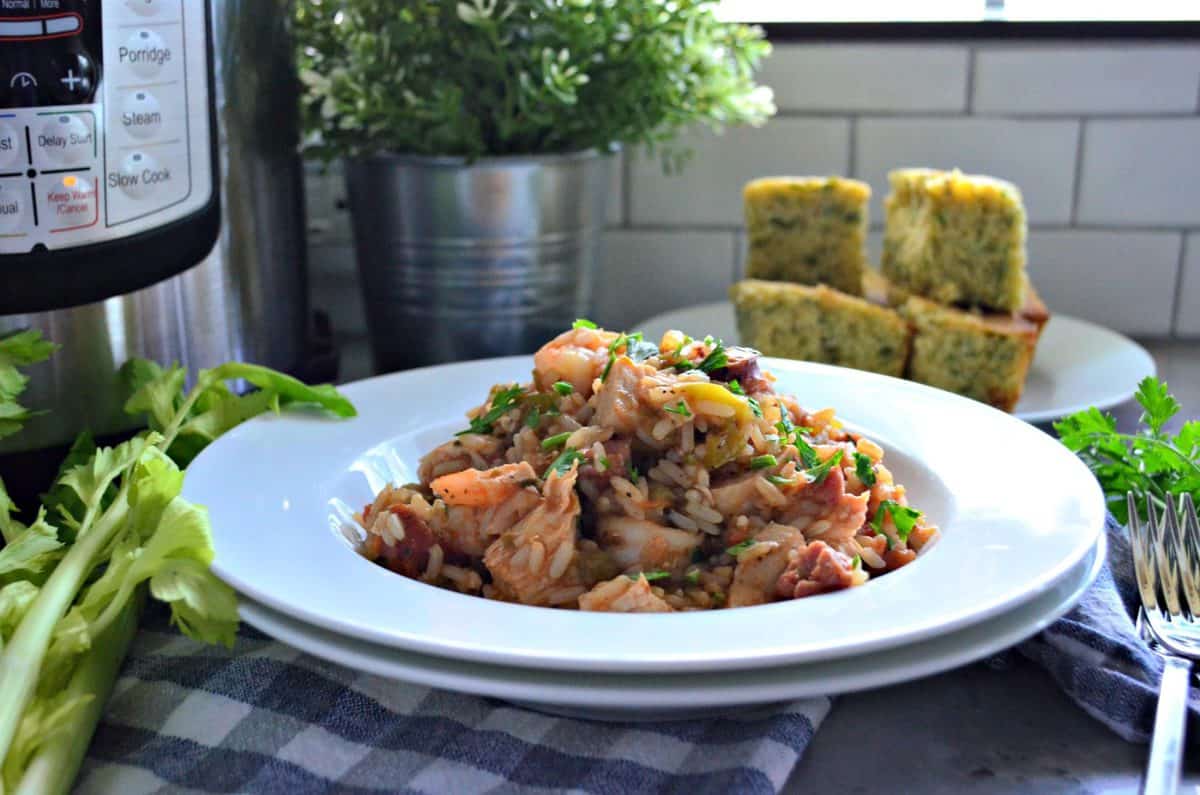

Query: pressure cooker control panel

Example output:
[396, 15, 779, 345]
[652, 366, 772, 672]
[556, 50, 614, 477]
[0, 0, 212, 254]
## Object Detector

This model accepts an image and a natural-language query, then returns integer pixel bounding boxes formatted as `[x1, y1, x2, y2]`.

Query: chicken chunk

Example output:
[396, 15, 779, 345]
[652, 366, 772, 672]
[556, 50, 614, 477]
[727, 523, 806, 608]
[776, 540, 860, 599]
[591, 355, 644, 435]
[483, 465, 584, 606]
[578, 575, 673, 613]
[597, 515, 702, 572]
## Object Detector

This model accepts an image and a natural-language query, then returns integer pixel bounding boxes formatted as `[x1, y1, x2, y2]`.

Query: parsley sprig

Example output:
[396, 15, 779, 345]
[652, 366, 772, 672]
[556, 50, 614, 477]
[807, 449, 844, 484]
[455, 385, 524, 436]
[854, 452, 877, 487]
[1056, 376, 1200, 523]
[601, 332, 659, 381]
[543, 447, 585, 479]
[871, 500, 922, 548]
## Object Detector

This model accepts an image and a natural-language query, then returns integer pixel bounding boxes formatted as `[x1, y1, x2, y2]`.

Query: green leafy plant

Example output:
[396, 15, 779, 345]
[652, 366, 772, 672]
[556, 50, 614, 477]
[295, 0, 775, 165]
[0, 333, 355, 793]
[1056, 376, 1199, 524]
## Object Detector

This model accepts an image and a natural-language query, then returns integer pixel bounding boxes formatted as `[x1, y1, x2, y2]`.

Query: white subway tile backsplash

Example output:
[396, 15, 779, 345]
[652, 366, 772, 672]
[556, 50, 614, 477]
[761, 45, 968, 112]
[595, 229, 736, 330]
[629, 120, 851, 226]
[1177, 234, 1200, 337]
[1026, 230, 1182, 336]
[974, 46, 1200, 115]
[856, 118, 1080, 225]
[1077, 119, 1200, 227]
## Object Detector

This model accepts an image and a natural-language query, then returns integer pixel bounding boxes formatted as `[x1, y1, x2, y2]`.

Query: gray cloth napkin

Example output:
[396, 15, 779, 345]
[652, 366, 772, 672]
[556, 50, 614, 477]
[1017, 513, 1200, 744]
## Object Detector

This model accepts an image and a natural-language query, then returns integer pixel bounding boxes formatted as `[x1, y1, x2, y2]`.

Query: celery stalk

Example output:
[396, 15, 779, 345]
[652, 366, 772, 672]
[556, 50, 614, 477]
[13, 593, 141, 795]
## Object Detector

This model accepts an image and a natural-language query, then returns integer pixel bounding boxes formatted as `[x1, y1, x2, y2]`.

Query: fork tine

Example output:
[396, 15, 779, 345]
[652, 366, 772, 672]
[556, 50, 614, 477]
[1158, 495, 1185, 617]
[1178, 494, 1200, 618]
[1129, 492, 1161, 611]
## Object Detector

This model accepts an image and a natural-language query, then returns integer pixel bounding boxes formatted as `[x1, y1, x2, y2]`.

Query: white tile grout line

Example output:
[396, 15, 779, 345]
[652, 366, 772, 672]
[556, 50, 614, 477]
[621, 151, 633, 229]
[1069, 120, 1086, 226]
[1170, 233, 1189, 336]
[847, 116, 858, 177]
[965, 47, 977, 114]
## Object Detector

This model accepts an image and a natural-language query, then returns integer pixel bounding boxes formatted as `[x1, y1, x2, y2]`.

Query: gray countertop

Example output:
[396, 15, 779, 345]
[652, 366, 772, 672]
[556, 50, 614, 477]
[339, 337, 1200, 793]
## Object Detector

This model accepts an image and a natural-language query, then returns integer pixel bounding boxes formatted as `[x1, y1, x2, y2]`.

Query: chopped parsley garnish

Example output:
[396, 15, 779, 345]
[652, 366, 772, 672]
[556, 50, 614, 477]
[854, 452, 877, 487]
[601, 332, 659, 381]
[696, 337, 728, 373]
[672, 334, 693, 359]
[746, 396, 763, 418]
[541, 431, 572, 450]
[766, 474, 796, 487]
[552, 381, 574, 396]
[870, 499, 922, 547]
[543, 448, 584, 479]
[806, 449, 844, 484]
[525, 407, 541, 429]
[851, 554, 862, 570]
[727, 380, 746, 395]
[455, 385, 523, 436]
[684, 569, 701, 585]
[794, 436, 820, 469]
[573, 318, 598, 329]
[628, 463, 639, 483]
[598, 456, 610, 471]
[711, 591, 726, 606]
[725, 539, 756, 557]
[665, 401, 692, 418]
[631, 570, 671, 582]
[751, 454, 777, 469]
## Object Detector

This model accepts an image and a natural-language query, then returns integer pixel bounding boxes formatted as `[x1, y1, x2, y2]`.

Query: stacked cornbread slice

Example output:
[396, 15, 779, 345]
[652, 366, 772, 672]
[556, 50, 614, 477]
[731, 169, 1049, 412]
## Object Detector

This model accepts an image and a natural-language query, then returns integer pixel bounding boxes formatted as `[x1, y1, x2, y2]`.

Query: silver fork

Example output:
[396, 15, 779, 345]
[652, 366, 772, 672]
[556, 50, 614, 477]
[1128, 492, 1200, 795]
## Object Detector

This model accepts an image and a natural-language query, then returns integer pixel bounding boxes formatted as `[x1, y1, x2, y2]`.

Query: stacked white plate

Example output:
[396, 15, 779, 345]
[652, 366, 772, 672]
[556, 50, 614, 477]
[185, 356, 1108, 720]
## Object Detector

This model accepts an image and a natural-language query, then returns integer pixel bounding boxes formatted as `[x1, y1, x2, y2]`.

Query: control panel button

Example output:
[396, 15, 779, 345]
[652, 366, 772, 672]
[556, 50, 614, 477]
[0, 123, 20, 169]
[47, 53, 96, 104]
[112, 150, 173, 199]
[6, 71, 38, 107]
[0, 20, 41, 38]
[0, 181, 22, 232]
[42, 173, 97, 231]
[125, 0, 166, 16]
[120, 91, 162, 140]
[38, 114, 93, 165]
[120, 29, 172, 78]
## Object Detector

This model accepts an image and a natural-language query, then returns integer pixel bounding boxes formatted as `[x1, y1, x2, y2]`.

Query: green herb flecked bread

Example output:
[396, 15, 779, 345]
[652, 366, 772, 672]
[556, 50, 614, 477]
[743, 177, 870, 295]
[899, 294, 1039, 412]
[882, 168, 1027, 313]
[730, 279, 910, 377]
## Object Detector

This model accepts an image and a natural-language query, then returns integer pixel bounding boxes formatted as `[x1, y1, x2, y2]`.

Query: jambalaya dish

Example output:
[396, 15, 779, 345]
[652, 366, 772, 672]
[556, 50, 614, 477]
[358, 322, 937, 612]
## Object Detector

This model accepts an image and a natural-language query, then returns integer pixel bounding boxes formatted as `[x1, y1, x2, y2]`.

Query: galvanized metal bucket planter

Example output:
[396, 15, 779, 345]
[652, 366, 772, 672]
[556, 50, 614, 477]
[345, 150, 612, 373]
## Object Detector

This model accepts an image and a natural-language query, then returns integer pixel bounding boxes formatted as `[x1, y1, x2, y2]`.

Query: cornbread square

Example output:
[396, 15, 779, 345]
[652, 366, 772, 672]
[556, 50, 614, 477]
[899, 295, 1039, 412]
[744, 177, 870, 295]
[882, 168, 1027, 312]
[730, 279, 910, 377]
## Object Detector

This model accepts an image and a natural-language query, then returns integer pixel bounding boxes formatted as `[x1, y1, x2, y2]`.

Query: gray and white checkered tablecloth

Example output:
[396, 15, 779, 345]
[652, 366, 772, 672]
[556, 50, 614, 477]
[77, 515, 1198, 794]
[76, 607, 829, 794]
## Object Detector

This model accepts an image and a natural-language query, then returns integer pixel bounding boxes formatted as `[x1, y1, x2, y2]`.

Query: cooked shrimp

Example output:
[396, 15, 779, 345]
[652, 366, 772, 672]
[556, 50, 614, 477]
[431, 461, 538, 507]
[597, 515, 701, 572]
[578, 575, 673, 613]
[591, 355, 644, 435]
[533, 326, 619, 397]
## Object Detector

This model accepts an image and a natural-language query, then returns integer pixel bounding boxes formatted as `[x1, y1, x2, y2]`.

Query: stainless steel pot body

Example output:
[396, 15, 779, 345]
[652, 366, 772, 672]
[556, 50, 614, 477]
[346, 151, 611, 373]
[0, 0, 308, 454]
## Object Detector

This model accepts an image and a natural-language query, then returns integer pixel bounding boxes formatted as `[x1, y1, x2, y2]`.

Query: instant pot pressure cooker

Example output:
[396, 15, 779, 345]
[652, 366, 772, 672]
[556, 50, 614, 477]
[0, 0, 314, 456]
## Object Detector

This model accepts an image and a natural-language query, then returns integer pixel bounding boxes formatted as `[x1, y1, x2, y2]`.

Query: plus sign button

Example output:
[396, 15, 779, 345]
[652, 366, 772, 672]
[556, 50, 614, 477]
[47, 53, 96, 104]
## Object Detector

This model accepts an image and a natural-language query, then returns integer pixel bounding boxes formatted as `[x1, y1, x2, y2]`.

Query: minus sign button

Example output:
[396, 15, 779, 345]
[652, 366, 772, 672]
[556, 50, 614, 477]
[45, 16, 82, 35]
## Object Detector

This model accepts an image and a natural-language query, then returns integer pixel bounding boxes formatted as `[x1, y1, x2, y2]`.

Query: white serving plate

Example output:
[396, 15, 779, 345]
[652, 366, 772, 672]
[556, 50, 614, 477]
[637, 303, 1156, 424]
[186, 354, 1105, 673]
[238, 533, 1105, 720]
